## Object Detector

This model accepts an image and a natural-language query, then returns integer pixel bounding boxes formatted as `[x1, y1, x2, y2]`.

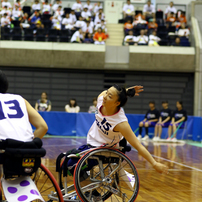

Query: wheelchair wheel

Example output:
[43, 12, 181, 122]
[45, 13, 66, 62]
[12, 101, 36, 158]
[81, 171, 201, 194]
[74, 148, 139, 202]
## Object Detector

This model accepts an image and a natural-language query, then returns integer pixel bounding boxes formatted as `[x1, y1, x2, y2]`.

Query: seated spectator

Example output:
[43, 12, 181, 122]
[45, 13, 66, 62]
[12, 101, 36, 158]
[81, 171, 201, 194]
[148, 18, 158, 31]
[0, 6, 12, 17]
[93, 27, 107, 44]
[124, 30, 137, 46]
[122, 0, 134, 19]
[136, 29, 148, 45]
[70, 9, 77, 24]
[62, 13, 75, 30]
[172, 37, 181, 46]
[166, 12, 176, 28]
[51, 15, 61, 30]
[84, 33, 94, 43]
[167, 101, 187, 142]
[42, 0, 51, 14]
[74, 16, 86, 32]
[11, 3, 22, 21]
[124, 19, 133, 33]
[30, 11, 44, 28]
[35, 92, 51, 112]
[165, 1, 177, 18]
[15, 0, 26, 10]
[1, 13, 11, 27]
[70, 28, 84, 43]
[81, 6, 91, 21]
[153, 101, 172, 141]
[95, 19, 106, 32]
[52, 0, 61, 13]
[20, 12, 30, 29]
[84, 20, 94, 34]
[94, 13, 102, 25]
[54, 5, 63, 21]
[132, 12, 147, 29]
[94, 1, 102, 16]
[137, 101, 160, 141]
[149, 31, 161, 46]
[2, 0, 12, 9]
[32, 0, 41, 12]
[65, 98, 80, 113]
[177, 11, 187, 27]
[83, 0, 93, 15]
[71, 0, 83, 18]
[143, 0, 155, 21]
[88, 97, 97, 113]
[95, 8, 105, 20]
[177, 23, 190, 38]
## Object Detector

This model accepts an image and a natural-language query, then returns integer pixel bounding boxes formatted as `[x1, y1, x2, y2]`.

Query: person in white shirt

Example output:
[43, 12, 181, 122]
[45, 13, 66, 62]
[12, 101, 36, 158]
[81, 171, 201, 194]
[94, 19, 107, 33]
[94, 13, 103, 25]
[1, 13, 11, 27]
[165, 1, 177, 17]
[65, 98, 80, 112]
[2, 0, 12, 9]
[54, 5, 63, 21]
[0, 70, 48, 141]
[42, 0, 51, 14]
[71, 0, 82, 17]
[143, 0, 155, 20]
[11, 3, 22, 20]
[137, 29, 148, 45]
[51, 14, 61, 29]
[122, 0, 134, 18]
[83, 0, 93, 15]
[20, 12, 30, 28]
[94, 8, 104, 21]
[178, 23, 190, 38]
[0, 6, 12, 17]
[52, 0, 61, 13]
[70, 9, 77, 24]
[93, 1, 102, 15]
[32, 0, 41, 12]
[15, 0, 26, 10]
[124, 30, 137, 46]
[83, 20, 93, 34]
[149, 31, 161, 46]
[62, 13, 75, 30]
[74, 16, 86, 32]
[81, 6, 91, 21]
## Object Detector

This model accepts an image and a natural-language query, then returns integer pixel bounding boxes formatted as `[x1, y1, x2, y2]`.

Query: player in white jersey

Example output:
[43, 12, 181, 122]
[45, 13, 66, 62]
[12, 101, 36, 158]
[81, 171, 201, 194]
[0, 71, 48, 142]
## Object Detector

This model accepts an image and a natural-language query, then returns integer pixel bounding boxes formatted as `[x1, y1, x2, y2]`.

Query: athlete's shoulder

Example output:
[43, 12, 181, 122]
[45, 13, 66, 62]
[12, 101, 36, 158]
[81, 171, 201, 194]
[0, 93, 23, 99]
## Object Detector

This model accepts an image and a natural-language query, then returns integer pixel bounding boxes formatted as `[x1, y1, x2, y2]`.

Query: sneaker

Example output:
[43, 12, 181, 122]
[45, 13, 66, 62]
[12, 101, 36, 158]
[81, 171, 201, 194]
[152, 136, 157, 141]
[171, 137, 177, 142]
[142, 135, 149, 141]
[137, 135, 142, 141]
[156, 137, 160, 141]
[166, 137, 171, 141]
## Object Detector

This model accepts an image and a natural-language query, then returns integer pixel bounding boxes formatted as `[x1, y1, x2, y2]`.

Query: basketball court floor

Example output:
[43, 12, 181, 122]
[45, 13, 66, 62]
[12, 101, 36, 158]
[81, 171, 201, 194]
[42, 136, 202, 202]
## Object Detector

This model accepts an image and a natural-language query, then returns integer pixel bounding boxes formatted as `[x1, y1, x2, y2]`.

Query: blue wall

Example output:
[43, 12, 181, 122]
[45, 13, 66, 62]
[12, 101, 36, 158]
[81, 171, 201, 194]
[38, 112, 202, 141]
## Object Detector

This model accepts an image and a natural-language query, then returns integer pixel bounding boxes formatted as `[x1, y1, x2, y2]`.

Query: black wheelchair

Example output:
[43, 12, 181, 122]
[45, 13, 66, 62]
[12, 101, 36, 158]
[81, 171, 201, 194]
[0, 138, 64, 202]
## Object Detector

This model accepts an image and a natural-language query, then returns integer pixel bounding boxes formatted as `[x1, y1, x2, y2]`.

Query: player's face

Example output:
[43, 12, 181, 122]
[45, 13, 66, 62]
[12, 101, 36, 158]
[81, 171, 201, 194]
[41, 93, 47, 100]
[103, 87, 120, 108]
[162, 103, 168, 109]
[70, 100, 75, 106]
[176, 102, 182, 109]
[149, 103, 155, 109]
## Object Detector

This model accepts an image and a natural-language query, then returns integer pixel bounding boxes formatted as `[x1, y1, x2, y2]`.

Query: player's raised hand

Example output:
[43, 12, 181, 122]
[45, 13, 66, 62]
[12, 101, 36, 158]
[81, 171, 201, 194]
[129, 85, 144, 96]
[153, 162, 169, 174]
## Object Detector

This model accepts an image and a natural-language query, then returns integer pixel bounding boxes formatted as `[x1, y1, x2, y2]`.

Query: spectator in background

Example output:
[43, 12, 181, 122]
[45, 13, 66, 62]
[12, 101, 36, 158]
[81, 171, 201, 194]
[71, 28, 84, 43]
[52, 0, 61, 13]
[124, 19, 133, 33]
[20, 12, 30, 29]
[84, 20, 94, 34]
[83, 0, 93, 15]
[93, 27, 107, 44]
[149, 31, 161, 46]
[2, 0, 12, 9]
[177, 23, 190, 38]
[167, 101, 187, 142]
[81, 6, 91, 21]
[143, 0, 155, 21]
[172, 37, 181, 46]
[124, 30, 137, 46]
[11, 3, 22, 21]
[94, 1, 102, 15]
[166, 12, 176, 28]
[32, 0, 41, 12]
[165, 1, 177, 17]
[35, 92, 51, 112]
[65, 98, 80, 113]
[148, 18, 158, 31]
[71, 0, 83, 18]
[95, 19, 107, 33]
[122, 0, 134, 19]
[136, 29, 148, 45]
[1, 13, 10, 27]
[177, 11, 187, 27]
[88, 97, 97, 113]
[62, 13, 75, 30]
[30, 11, 44, 28]
[0, 6, 12, 17]
[15, 0, 27, 10]
[51, 15, 61, 29]
[70, 9, 77, 24]
[84, 33, 94, 43]
[94, 8, 105, 22]
[42, 0, 51, 14]
[74, 16, 86, 32]
[94, 13, 103, 25]
[133, 12, 147, 29]
[153, 101, 172, 141]
[137, 101, 160, 141]
[54, 5, 63, 21]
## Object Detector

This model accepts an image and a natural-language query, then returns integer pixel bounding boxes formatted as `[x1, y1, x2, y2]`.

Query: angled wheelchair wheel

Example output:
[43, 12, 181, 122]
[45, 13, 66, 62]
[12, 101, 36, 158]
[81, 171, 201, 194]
[74, 148, 139, 202]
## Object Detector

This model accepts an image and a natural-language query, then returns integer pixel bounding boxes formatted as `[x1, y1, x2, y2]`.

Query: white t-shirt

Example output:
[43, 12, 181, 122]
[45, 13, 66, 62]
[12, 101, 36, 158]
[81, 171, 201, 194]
[65, 104, 80, 112]
[149, 34, 161, 45]
[2, 1, 12, 9]
[42, 4, 51, 13]
[178, 29, 190, 37]
[32, 3, 41, 11]
[62, 17, 73, 29]
[94, 24, 107, 32]
[136, 35, 148, 44]
[12, 8, 22, 18]
[165, 6, 177, 14]
[74, 20, 86, 32]
[71, 2, 82, 12]
[84, 23, 93, 33]
[83, 3, 93, 12]
[0, 9, 11, 17]
[94, 17, 102, 25]
[69, 13, 77, 24]
[81, 10, 91, 19]
[54, 10, 63, 21]
[87, 96, 128, 147]
[1, 16, 10, 26]
[0, 93, 34, 141]
[52, 3, 61, 12]
[122, 4, 134, 14]
[94, 5, 102, 14]
[124, 35, 137, 42]
[143, 4, 155, 13]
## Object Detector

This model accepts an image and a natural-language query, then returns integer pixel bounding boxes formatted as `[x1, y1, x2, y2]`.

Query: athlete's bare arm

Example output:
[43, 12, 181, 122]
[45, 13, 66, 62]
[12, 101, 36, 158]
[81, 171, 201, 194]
[114, 121, 168, 174]
[24, 99, 48, 139]
[35, 102, 38, 111]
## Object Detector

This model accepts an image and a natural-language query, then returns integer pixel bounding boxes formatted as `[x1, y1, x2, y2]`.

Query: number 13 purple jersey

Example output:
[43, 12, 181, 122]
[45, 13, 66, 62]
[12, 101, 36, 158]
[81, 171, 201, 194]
[87, 96, 128, 147]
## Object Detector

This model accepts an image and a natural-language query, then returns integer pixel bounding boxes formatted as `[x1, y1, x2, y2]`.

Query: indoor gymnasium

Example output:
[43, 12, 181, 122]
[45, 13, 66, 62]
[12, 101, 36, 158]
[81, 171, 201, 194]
[0, 0, 201, 201]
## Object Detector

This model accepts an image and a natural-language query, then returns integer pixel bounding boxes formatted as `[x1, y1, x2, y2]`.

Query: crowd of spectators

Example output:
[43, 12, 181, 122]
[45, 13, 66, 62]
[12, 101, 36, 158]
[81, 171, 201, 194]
[0, 0, 108, 44]
[123, 0, 190, 47]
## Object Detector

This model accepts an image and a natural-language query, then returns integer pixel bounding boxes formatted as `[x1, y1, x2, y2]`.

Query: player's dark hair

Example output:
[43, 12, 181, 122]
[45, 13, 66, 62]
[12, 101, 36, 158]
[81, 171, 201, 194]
[162, 101, 168, 104]
[69, 98, 77, 107]
[149, 101, 155, 105]
[113, 84, 135, 108]
[93, 97, 97, 102]
[177, 101, 183, 107]
[0, 70, 8, 93]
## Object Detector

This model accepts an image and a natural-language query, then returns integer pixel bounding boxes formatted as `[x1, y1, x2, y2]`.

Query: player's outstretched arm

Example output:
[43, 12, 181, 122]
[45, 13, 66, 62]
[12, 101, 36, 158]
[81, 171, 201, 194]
[24, 99, 48, 139]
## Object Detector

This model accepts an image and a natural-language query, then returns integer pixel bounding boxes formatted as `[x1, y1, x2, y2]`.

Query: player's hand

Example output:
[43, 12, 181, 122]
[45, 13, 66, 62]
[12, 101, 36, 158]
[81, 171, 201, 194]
[153, 162, 168, 174]
[128, 85, 144, 96]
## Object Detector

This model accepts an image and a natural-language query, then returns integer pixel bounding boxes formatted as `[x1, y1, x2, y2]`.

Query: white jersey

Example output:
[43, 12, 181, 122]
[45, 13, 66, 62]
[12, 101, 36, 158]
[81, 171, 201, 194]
[87, 96, 128, 147]
[0, 93, 34, 141]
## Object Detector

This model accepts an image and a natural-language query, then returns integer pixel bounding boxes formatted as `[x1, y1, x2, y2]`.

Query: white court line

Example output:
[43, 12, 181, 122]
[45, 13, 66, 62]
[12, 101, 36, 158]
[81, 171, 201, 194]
[132, 148, 202, 173]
